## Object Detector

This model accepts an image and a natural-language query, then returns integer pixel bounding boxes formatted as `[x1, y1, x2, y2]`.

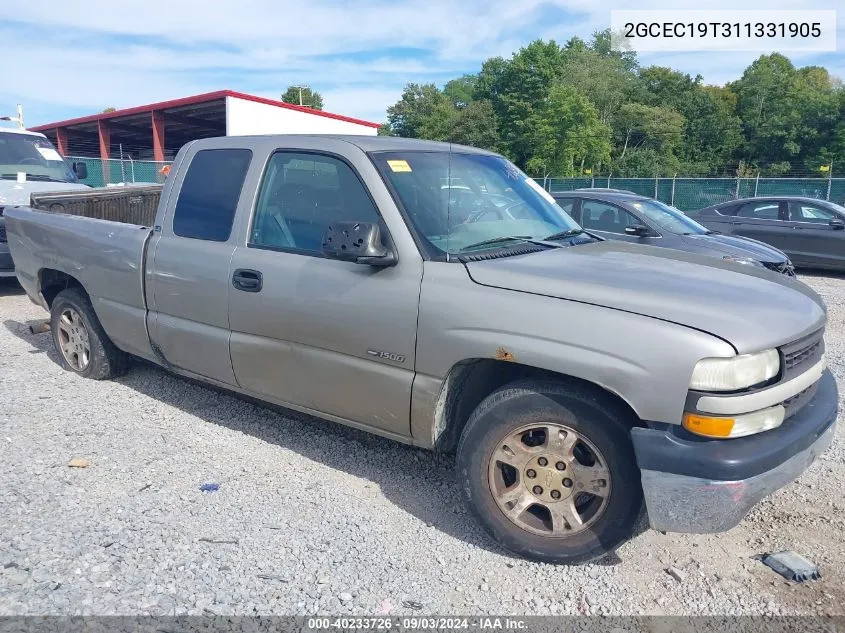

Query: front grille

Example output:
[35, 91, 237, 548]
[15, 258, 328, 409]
[782, 382, 819, 419]
[0, 226, 6, 243]
[780, 329, 824, 381]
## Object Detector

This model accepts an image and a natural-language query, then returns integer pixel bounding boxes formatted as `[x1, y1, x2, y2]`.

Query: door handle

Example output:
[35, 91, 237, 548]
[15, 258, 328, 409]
[232, 269, 263, 292]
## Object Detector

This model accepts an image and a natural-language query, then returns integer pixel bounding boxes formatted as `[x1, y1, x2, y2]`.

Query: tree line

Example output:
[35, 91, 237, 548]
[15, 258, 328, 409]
[378, 31, 845, 178]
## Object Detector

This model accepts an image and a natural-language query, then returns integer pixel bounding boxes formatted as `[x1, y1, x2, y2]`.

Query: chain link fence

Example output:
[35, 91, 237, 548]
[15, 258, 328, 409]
[68, 156, 845, 212]
[67, 156, 171, 188]
[535, 177, 845, 211]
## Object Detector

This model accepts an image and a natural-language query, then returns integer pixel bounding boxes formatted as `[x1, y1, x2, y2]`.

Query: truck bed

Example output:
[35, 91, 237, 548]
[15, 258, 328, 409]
[4, 206, 154, 359]
[29, 185, 163, 226]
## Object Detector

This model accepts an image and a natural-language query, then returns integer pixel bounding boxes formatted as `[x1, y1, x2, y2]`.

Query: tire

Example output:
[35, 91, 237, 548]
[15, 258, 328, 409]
[457, 379, 643, 564]
[50, 287, 128, 380]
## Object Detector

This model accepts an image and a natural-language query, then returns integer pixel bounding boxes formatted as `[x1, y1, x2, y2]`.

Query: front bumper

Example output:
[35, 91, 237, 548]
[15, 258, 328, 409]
[632, 369, 838, 533]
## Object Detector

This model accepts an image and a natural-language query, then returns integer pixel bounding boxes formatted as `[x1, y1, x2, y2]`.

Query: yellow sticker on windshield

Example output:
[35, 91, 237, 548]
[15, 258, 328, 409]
[387, 159, 412, 172]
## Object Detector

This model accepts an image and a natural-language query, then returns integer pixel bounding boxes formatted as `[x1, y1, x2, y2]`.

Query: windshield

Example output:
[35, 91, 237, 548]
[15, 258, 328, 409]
[372, 151, 582, 255]
[0, 132, 78, 183]
[628, 199, 710, 235]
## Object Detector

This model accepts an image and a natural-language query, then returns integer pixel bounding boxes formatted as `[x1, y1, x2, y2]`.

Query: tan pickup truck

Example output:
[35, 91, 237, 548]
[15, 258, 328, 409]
[5, 135, 838, 564]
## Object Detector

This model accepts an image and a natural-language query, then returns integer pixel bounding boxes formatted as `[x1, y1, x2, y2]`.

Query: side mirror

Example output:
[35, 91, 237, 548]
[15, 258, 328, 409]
[72, 162, 88, 180]
[829, 218, 845, 230]
[624, 224, 652, 237]
[321, 221, 396, 267]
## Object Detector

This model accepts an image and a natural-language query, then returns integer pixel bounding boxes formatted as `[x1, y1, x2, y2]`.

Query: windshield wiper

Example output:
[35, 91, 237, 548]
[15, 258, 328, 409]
[460, 235, 564, 251]
[544, 228, 587, 240]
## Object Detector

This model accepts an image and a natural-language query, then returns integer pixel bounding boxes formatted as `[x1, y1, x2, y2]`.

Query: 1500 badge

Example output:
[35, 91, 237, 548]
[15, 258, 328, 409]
[367, 349, 406, 363]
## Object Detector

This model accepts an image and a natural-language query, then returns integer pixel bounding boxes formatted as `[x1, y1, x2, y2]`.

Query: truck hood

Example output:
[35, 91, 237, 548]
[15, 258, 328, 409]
[679, 233, 787, 263]
[464, 241, 825, 354]
[0, 180, 90, 206]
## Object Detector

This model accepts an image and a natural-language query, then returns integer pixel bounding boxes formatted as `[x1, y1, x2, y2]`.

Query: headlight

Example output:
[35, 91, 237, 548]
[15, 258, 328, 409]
[683, 405, 785, 438]
[723, 255, 763, 267]
[689, 349, 780, 392]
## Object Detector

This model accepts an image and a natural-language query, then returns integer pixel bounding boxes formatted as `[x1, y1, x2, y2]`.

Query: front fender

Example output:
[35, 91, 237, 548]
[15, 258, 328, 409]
[410, 263, 734, 444]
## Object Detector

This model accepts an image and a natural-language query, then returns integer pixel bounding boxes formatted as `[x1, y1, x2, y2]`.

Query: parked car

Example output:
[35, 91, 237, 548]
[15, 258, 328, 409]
[5, 136, 837, 565]
[688, 196, 845, 271]
[554, 190, 795, 275]
[0, 126, 90, 278]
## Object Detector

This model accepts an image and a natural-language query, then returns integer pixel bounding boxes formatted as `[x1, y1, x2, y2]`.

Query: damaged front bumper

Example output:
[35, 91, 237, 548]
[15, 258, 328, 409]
[631, 369, 838, 533]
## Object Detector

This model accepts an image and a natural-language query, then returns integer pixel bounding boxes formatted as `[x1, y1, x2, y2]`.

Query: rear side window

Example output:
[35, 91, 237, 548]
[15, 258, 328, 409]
[172, 149, 252, 241]
[737, 201, 781, 220]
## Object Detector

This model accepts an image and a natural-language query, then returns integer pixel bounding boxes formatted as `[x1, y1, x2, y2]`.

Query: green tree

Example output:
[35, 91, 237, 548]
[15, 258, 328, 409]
[102, 107, 116, 113]
[474, 40, 568, 166]
[613, 103, 684, 175]
[728, 54, 838, 172]
[384, 83, 454, 140]
[444, 75, 478, 109]
[281, 86, 324, 110]
[637, 67, 742, 174]
[524, 85, 611, 177]
[558, 34, 640, 127]
[450, 100, 499, 150]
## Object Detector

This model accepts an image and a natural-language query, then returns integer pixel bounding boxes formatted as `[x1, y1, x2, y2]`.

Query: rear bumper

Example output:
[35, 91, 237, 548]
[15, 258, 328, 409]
[632, 369, 838, 533]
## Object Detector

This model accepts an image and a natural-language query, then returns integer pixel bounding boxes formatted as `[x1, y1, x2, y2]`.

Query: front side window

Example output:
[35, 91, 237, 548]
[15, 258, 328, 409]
[788, 202, 837, 223]
[172, 148, 252, 241]
[250, 152, 381, 254]
[0, 133, 78, 184]
[580, 200, 640, 234]
[371, 151, 580, 256]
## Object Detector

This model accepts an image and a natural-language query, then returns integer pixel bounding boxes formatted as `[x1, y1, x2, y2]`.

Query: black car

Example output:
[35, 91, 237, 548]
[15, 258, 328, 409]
[687, 197, 845, 271]
[553, 191, 795, 275]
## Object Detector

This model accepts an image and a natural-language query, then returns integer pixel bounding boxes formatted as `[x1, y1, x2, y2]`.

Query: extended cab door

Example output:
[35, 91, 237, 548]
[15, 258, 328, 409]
[145, 145, 253, 385]
[227, 141, 423, 437]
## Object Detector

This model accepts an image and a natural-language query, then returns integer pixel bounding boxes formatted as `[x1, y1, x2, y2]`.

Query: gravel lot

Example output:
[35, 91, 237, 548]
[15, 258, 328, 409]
[0, 272, 843, 617]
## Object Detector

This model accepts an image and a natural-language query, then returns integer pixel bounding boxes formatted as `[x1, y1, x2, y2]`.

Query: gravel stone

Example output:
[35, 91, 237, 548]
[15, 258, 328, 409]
[666, 567, 686, 583]
[0, 272, 843, 616]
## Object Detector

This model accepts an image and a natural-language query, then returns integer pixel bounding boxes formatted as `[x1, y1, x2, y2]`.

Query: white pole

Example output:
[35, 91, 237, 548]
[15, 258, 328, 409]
[16, 104, 23, 129]
[827, 162, 833, 201]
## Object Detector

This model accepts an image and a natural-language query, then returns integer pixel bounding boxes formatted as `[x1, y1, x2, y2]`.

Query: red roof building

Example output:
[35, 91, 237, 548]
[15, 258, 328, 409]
[31, 90, 381, 166]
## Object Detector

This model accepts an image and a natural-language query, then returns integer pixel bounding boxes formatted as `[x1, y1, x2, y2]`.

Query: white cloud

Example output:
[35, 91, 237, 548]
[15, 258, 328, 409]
[3, 0, 843, 126]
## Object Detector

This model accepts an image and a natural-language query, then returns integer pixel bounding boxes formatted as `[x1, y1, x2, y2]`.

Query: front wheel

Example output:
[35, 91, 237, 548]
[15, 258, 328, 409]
[456, 380, 643, 564]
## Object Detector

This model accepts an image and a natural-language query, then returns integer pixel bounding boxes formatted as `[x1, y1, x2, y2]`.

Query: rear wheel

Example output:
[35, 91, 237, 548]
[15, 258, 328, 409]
[457, 379, 642, 564]
[50, 288, 128, 380]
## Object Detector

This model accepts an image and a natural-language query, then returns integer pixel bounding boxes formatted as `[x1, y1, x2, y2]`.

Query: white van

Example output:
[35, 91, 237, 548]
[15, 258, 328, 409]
[0, 126, 90, 277]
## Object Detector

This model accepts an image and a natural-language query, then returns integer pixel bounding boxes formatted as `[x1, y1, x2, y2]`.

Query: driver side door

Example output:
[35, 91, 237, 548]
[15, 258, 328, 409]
[227, 149, 423, 437]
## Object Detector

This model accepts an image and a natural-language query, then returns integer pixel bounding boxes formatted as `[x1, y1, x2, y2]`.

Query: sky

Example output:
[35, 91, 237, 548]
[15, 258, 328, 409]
[2, 0, 843, 128]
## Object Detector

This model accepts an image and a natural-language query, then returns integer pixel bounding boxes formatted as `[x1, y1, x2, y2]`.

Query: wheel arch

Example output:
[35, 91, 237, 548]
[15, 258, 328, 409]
[430, 357, 644, 453]
[39, 268, 88, 309]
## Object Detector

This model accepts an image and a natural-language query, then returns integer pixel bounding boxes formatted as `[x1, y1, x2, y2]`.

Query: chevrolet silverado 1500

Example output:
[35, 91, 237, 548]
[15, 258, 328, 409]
[5, 135, 838, 564]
